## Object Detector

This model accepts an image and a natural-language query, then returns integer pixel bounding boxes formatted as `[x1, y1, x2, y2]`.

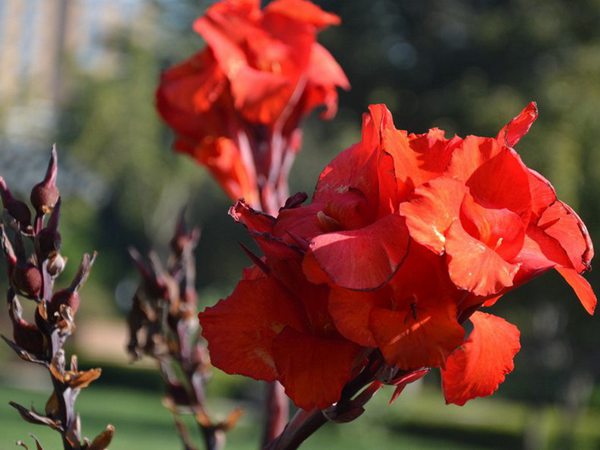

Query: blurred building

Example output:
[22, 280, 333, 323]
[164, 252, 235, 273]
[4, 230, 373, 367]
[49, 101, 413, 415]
[0, 0, 142, 140]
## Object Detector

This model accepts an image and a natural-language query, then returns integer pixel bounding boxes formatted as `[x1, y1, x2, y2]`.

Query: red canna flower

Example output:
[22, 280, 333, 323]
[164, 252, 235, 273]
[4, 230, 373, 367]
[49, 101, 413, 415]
[199, 103, 595, 410]
[200, 203, 366, 409]
[157, 0, 349, 213]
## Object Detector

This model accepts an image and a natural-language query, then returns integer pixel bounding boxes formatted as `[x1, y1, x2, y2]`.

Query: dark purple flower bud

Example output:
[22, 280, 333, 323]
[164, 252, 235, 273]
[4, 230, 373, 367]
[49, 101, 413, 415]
[8, 292, 45, 355]
[8, 231, 42, 300]
[0, 177, 32, 232]
[30, 145, 59, 216]
[129, 247, 171, 300]
[169, 207, 201, 257]
[36, 198, 62, 260]
[12, 261, 43, 300]
[49, 252, 96, 317]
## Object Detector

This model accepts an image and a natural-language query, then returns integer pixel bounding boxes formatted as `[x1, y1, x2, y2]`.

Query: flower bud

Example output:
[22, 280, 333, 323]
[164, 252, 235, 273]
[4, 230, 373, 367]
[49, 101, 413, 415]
[169, 207, 200, 256]
[0, 177, 32, 232]
[12, 262, 42, 300]
[8, 294, 45, 355]
[36, 198, 62, 260]
[49, 288, 80, 317]
[30, 145, 59, 215]
[48, 252, 95, 317]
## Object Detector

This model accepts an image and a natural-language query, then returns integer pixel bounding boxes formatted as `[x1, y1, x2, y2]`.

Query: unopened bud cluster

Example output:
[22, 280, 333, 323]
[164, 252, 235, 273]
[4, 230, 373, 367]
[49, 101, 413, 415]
[127, 210, 240, 450]
[0, 146, 113, 450]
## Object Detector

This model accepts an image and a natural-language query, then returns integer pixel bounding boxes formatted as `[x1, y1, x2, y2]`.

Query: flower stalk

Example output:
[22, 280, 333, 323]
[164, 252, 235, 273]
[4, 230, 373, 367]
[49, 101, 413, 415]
[127, 209, 241, 450]
[0, 146, 113, 450]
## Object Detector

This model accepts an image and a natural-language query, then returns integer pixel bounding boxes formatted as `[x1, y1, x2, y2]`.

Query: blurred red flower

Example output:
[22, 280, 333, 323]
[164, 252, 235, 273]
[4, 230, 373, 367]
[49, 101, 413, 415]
[199, 103, 595, 409]
[156, 0, 349, 213]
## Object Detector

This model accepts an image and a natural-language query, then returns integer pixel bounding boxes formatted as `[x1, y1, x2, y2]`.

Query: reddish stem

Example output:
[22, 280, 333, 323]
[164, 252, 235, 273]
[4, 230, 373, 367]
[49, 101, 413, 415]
[264, 353, 383, 450]
[262, 381, 289, 447]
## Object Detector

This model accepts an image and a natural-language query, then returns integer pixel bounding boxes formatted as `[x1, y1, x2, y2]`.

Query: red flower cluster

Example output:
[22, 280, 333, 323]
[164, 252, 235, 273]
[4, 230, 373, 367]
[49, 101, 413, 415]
[156, 0, 349, 213]
[199, 104, 595, 409]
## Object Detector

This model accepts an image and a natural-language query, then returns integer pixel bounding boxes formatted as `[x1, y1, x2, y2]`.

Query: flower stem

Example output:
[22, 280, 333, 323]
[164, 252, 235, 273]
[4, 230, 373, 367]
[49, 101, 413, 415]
[262, 381, 289, 447]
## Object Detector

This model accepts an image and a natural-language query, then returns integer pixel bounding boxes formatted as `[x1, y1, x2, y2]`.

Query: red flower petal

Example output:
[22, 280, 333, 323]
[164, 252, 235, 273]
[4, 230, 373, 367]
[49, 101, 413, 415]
[389, 369, 429, 404]
[306, 214, 410, 290]
[387, 127, 458, 200]
[400, 177, 467, 254]
[369, 297, 464, 369]
[272, 326, 363, 409]
[459, 195, 525, 261]
[194, 5, 252, 78]
[265, 0, 341, 29]
[537, 201, 594, 273]
[230, 199, 275, 234]
[514, 224, 571, 279]
[328, 287, 391, 347]
[466, 147, 532, 221]
[199, 277, 305, 381]
[447, 136, 502, 182]
[315, 105, 397, 219]
[303, 43, 350, 119]
[273, 202, 323, 243]
[497, 102, 538, 148]
[157, 50, 226, 117]
[446, 221, 519, 296]
[555, 267, 597, 315]
[228, 65, 290, 122]
[302, 250, 331, 285]
[528, 169, 557, 218]
[442, 312, 521, 406]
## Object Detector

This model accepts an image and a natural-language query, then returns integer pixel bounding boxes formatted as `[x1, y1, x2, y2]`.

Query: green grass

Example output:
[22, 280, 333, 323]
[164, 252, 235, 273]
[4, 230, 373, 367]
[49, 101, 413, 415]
[2, 381, 600, 450]
[0, 383, 490, 450]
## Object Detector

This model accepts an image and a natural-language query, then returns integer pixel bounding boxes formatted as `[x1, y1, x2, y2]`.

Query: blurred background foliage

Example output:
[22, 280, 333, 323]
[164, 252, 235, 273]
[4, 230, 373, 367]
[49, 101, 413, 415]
[1, 0, 600, 448]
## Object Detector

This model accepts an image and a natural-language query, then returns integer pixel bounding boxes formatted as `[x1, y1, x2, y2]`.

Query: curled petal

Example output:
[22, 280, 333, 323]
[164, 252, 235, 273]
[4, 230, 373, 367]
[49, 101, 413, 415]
[556, 267, 597, 315]
[537, 201, 594, 272]
[442, 312, 521, 406]
[497, 102, 538, 148]
[303, 44, 350, 119]
[265, 0, 341, 29]
[230, 199, 275, 234]
[389, 369, 429, 404]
